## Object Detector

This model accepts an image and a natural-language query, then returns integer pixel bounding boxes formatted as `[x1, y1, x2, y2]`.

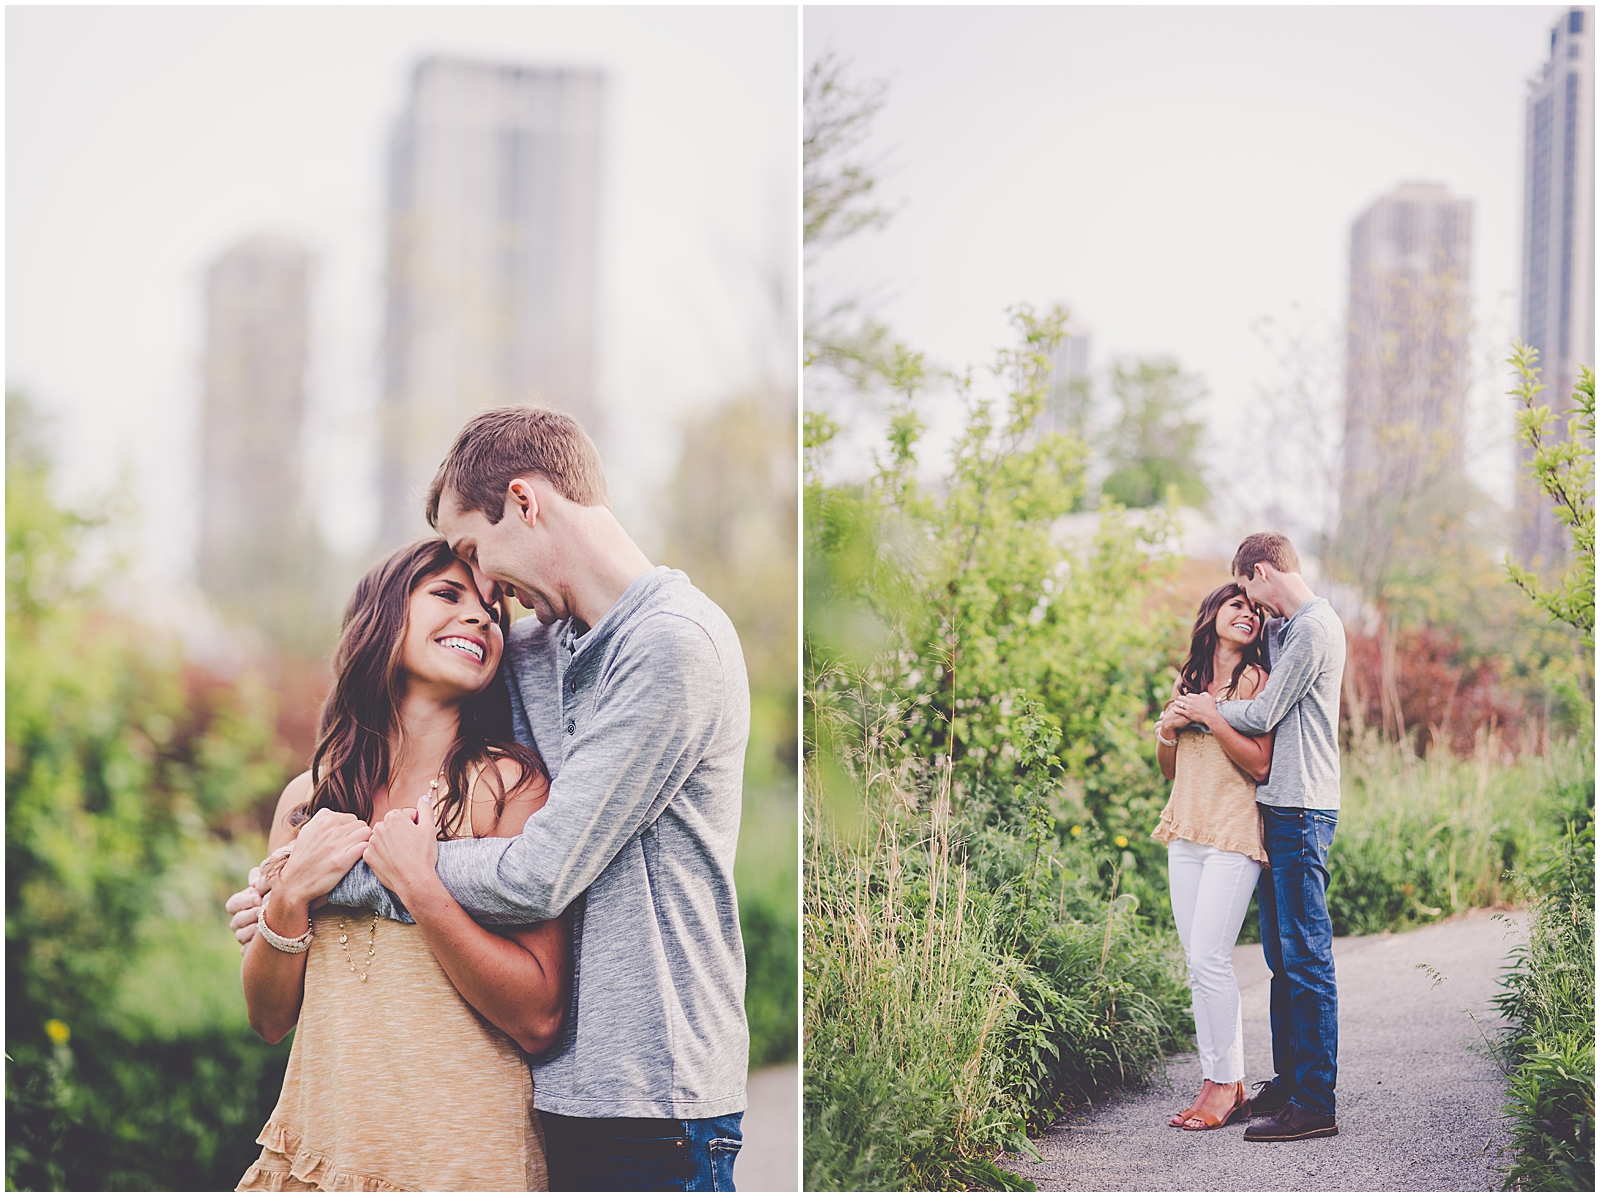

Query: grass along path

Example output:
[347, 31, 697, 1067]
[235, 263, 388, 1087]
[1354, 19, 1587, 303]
[1004, 908, 1527, 1192]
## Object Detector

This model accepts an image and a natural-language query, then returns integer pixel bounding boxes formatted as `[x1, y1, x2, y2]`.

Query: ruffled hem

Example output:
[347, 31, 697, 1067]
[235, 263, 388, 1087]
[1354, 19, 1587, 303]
[1150, 812, 1267, 865]
[236, 1122, 403, 1193]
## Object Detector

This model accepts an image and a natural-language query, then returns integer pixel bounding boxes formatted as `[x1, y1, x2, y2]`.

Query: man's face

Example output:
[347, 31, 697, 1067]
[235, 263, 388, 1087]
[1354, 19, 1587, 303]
[435, 486, 564, 624]
[1236, 568, 1279, 618]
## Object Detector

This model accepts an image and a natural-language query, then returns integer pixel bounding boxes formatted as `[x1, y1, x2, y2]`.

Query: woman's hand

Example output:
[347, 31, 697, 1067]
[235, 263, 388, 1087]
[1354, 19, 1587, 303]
[275, 810, 373, 908]
[365, 792, 444, 908]
[1172, 689, 1220, 729]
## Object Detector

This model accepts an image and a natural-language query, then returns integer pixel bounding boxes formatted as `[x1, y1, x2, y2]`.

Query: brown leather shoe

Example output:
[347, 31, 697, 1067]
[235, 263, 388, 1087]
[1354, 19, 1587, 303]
[1244, 1103, 1338, 1142]
[1248, 1078, 1292, 1117]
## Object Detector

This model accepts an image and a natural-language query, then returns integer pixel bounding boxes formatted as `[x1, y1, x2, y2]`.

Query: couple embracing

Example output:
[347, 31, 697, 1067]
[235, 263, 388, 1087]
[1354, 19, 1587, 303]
[1152, 532, 1345, 1142]
[226, 407, 751, 1192]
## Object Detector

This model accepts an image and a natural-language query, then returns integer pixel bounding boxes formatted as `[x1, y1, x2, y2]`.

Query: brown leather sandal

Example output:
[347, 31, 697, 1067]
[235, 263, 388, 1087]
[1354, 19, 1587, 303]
[1168, 1102, 1202, 1128]
[1181, 1083, 1251, 1131]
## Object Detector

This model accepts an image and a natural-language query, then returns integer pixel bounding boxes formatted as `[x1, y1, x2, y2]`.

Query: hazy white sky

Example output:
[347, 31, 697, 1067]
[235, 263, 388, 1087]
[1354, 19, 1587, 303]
[8, 5, 797, 592]
[804, 4, 1572, 534]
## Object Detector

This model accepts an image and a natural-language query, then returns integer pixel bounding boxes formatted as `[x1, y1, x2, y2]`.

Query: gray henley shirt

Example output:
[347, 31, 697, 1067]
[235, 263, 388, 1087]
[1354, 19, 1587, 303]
[1216, 594, 1345, 811]
[324, 566, 751, 1119]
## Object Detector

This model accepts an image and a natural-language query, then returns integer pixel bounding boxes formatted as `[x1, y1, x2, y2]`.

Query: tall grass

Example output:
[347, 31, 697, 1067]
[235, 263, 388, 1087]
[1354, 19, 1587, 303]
[1325, 736, 1594, 936]
[1494, 816, 1595, 1192]
[804, 753, 1189, 1191]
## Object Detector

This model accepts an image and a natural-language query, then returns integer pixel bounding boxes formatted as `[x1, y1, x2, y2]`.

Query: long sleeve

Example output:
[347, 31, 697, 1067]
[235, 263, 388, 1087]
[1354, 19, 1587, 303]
[327, 612, 725, 926]
[1217, 614, 1331, 736]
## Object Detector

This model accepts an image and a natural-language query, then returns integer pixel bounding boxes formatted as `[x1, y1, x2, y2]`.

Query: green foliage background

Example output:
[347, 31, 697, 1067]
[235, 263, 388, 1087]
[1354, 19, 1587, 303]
[6, 397, 297, 1189]
[6, 388, 799, 1188]
[801, 313, 1596, 1190]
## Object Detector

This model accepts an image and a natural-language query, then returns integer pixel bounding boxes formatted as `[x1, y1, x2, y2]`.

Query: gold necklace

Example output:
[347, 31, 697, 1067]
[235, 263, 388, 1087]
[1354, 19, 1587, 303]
[339, 912, 378, 981]
[338, 762, 447, 982]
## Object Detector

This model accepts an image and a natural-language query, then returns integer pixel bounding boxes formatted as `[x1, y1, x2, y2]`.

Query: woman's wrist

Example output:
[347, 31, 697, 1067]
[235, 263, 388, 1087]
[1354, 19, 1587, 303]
[262, 887, 311, 938]
[392, 868, 447, 919]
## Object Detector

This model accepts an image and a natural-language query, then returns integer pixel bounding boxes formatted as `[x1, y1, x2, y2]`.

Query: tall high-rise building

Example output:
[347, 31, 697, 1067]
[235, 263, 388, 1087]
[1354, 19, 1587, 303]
[199, 235, 320, 642]
[1516, 7, 1595, 568]
[379, 57, 604, 546]
[1338, 182, 1473, 583]
[1040, 321, 1092, 439]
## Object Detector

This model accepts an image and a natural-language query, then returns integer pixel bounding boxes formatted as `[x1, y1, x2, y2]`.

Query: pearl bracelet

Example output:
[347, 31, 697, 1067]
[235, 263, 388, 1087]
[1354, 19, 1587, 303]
[257, 906, 314, 954]
[1156, 730, 1178, 747]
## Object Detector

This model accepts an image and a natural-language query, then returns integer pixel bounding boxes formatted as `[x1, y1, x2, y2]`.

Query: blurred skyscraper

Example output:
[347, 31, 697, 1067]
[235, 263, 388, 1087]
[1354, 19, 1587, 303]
[1338, 182, 1473, 584]
[199, 235, 322, 646]
[1515, 7, 1594, 569]
[1040, 320, 1091, 439]
[379, 56, 604, 546]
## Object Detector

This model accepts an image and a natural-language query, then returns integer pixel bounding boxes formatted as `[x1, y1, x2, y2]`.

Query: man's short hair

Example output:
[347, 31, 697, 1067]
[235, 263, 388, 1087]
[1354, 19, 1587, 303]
[426, 406, 609, 527]
[1231, 531, 1300, 579]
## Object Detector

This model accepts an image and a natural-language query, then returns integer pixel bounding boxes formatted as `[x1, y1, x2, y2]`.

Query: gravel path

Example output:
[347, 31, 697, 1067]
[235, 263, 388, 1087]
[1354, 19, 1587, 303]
[1003, 908, 1527, 1192]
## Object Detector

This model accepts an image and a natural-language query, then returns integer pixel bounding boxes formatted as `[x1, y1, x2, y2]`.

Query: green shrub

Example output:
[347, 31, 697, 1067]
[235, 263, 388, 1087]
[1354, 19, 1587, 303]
[1320, 738, 1593, 936]
[1495, 815, 1595, 1191]
[739, 787, 800, 1067]
[804, 752, 1190, 1191]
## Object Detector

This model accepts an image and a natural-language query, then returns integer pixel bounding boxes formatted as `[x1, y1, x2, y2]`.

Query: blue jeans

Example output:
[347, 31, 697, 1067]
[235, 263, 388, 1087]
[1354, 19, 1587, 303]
[540, 1112, 743, 1191]
[1256, 804, 1340, 1117]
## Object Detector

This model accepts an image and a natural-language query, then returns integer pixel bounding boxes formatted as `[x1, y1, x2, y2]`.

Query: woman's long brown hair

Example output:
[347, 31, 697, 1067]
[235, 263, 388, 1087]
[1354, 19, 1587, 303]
[1178, 582, 1270, 699]
[293, 538, 545, 836]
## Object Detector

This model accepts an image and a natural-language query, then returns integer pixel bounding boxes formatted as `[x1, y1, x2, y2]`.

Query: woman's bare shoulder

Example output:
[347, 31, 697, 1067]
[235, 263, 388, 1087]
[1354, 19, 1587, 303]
[268, 771, 315, 850]
[1236, 664, 1270, 701]
[470, 754, 550, 839]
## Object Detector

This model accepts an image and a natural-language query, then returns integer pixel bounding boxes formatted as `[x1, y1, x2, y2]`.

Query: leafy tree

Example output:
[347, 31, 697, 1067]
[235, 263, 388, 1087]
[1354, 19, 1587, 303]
[1099, 357, 1210, 510]
[1504, 344, 1596, 645]
[806, 309, 1184, 840]
[803, 53, 899, 394]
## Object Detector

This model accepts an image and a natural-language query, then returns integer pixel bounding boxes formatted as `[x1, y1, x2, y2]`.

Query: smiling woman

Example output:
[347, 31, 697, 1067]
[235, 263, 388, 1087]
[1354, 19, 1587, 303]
[237, 537, 568, 1191]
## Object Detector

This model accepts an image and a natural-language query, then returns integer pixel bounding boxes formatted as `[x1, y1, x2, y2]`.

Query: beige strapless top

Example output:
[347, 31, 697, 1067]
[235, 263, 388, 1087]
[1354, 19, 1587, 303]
[1150, 727, 1266, 864]
[239, 781, 547, 1192]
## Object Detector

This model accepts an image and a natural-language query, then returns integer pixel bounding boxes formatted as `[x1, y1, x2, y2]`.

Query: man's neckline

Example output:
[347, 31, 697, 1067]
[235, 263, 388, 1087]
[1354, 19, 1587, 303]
[565, 566, 673, 655]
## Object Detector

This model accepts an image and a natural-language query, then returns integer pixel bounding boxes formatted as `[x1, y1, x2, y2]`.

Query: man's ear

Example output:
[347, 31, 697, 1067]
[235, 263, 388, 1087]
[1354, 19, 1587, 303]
[505, 477, 540, 528]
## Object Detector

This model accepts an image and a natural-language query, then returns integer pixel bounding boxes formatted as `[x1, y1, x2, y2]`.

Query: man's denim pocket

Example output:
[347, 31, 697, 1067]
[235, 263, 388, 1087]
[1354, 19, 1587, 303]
[708, 1136, 742, 1191]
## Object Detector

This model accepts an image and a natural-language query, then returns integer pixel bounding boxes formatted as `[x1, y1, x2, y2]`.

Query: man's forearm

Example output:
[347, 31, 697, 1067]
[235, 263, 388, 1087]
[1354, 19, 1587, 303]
[1217, 639, 1320, 735]
[1217, 694, 1275, 736]
[430, 833, 568, 925]
[323, 860, 413, 922]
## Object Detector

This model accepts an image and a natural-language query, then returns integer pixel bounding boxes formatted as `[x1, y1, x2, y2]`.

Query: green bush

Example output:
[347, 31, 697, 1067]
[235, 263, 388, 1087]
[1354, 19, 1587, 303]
[6, 395, 295, 1190]
[738, 786, 800, 1068]
[804, 321, 1193, 1189]
[1324, 738, 1593, 937]
[1495, 814, 1595, 1191]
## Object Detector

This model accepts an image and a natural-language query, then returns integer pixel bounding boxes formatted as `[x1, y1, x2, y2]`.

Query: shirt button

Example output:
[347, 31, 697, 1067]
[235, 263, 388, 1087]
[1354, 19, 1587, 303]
[569, 679, 578, 693]
[566, 720, 576, 735]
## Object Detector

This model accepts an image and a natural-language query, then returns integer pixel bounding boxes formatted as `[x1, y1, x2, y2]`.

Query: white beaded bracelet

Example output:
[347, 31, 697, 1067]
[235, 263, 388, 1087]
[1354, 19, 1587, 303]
[257, 906, 314, 954]
[1156, 731, 1178, 747]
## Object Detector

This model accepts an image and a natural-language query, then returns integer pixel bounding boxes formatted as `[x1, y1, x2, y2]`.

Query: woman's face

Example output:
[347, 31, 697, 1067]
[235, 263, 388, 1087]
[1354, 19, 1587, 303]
[397, 559, 506, 698]
[1213, 592, 1260, 649]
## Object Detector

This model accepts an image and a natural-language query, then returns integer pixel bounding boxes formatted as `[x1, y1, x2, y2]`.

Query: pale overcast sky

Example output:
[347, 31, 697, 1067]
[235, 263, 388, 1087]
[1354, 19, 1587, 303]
[8, 5, 797, 596]
[804, 4, 1572, 537]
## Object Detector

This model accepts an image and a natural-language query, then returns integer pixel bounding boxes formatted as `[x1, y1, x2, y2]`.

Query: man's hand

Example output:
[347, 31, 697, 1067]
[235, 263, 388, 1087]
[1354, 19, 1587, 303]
[1157, 701, 1187, 741]
[365, 792, 444, 908]
[225, 845, 295, 953]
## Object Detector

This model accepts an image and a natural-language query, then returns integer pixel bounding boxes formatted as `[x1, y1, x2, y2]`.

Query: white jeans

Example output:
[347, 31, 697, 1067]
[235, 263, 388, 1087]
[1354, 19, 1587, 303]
[1167, 838, 1262, 1084]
